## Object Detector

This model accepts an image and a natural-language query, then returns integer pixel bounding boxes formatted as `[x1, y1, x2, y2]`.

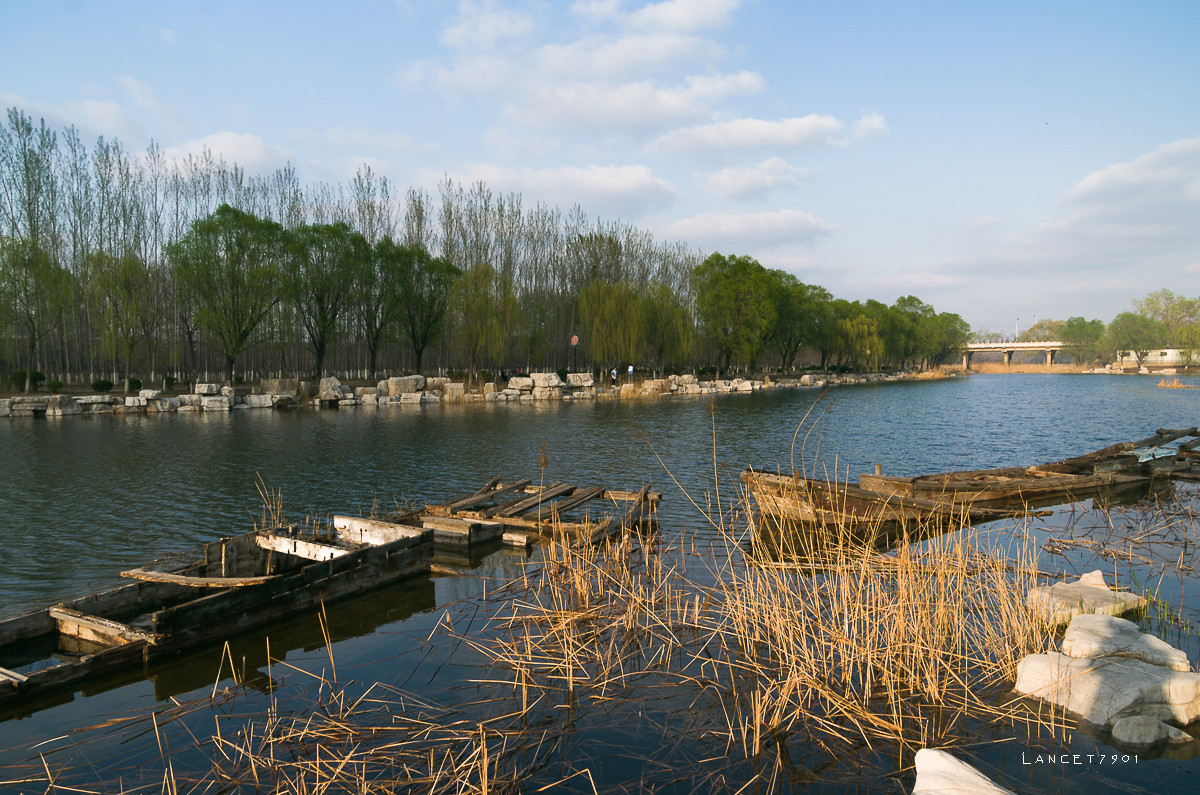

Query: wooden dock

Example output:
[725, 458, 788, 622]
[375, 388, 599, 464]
[0, 476, 659, 709]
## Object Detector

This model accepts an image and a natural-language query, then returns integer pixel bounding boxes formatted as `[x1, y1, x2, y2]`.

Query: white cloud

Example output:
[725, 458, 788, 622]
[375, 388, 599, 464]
[290, 126, 413, 152]
[536, 32, 716, 80]
[652, 114, 847, 151]
[442, 0, 533, 50]
[705, 157, 809, 199]
[626, 0, 742, 32]
[158, 28, 177, 46]
[865, 270, 972, 290]
[514, 70, 764, 129]
[660, 208, 834, 248]
[163, 132, 291, 175]
[852, 111, 889, 139]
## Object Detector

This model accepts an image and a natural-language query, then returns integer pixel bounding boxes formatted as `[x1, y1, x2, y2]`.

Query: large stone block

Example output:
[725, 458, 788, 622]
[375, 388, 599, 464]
[1110, 715, 1193, 750]
[530, 372, 563, 388]
[426, 377, 450, 391]
[566, 372, 594, 388]
[0, 398, 9, 417]
[442, 382, 465, 402]
[146, 397, 180, 412]
[195, 383, 220, 395]
[1014, 651, 1200, 728]
[1062, 614, 1189, 671]
[125, 396, 148, 407]
[243, 394, 274, 408]
[76, 395, 117, 405]
[46, 395, 82, 416]
[912, 749, 1013, 795]
[388, 375, 426, 394]
[201, 396, 231, 411]
[509, 376, 533, 390]
[531, 386, 561, 400]
[1028, 570, 1146, 625]
[139, 389, 162, 399]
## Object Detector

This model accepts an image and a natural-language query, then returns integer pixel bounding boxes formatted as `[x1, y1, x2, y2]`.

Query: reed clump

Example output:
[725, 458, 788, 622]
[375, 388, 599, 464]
[1159, 377, 1195, 389]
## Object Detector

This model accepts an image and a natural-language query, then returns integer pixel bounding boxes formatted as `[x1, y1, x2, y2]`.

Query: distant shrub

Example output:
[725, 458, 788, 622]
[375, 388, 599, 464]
[127, 376, 143, 392]
[234, 375, 244, 385]
[556, 368, 569, 383]
[47, 380, 63, 393]
[164, 375, 176, 390]
[480, 370, 494, 383]
[9, 370, 45, 391]
[92, 378, 114, 392]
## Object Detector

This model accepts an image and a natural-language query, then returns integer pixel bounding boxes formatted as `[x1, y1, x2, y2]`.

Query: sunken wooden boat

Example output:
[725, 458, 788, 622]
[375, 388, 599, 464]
[1044, 427, 1197, 477]
[1, 476, 661, 708]
[857, 466, 1148, 509]
[740, 469, 1030, 529]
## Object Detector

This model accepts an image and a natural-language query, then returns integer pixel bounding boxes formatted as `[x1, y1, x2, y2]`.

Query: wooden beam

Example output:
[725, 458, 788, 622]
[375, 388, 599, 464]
[255, 533, 352, 561]
[48, 606, 159, 646]
[591, 485, 651, 543]
[537, 484, 603, 517]
[121, 569, 278, 588]
[332, 516, 428, 547]
[438, 479, 531, 513]
[489, 482, 575, 518]
[0, 666, 29, 683]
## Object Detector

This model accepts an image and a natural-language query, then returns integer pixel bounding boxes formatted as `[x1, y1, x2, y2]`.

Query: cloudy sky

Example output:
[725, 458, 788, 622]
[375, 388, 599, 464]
[2, 0, 1197, 333]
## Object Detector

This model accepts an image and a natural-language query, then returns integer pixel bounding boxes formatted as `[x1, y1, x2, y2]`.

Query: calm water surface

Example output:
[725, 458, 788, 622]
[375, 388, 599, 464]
[2, 372, 1199, 791]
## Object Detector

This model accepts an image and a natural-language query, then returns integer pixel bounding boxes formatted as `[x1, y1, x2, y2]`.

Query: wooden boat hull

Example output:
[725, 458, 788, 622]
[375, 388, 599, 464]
[858, 467, 1148, 509]
[740, 470, 1026, 529]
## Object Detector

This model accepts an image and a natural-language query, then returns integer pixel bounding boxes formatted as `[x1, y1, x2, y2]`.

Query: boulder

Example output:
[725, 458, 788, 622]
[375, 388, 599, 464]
[271, 394, 294, 408]
[139, 389, 162, 399]
[531, 372, 563, 388]
[125, 396, 148, 407]
[220, 385, 237, 397]
[1062, 614, 1189, 671]
[400, 392, 422, 404]
[531, 386, 561, 400]
[0, 399, 9, 417]
[318, 376, 344, 402]
[376, 379, 390, 396]
[566, 372, 594, 388]
[46, 395, 82, 416]
[243, 394, 274, 409]
[675, 373, 698, 386]
[426, 377, 450, 391]
[146, 397, 180, 412]
[1027, 570, 1146, 625]
[619, 383, 637, 399]
[442, 382, 465, 402]
[76, 395, 117, 405]
[387, 375, 426, 394]
[194, 383, 220, 395]
[1014, 652, 1200, 728]
[1111, 715, 1194, 750]
[509, 376, 534, 390]
[201, 396, 231, 411]
[912, 749, 1014, 795]
[642, 379, 668, 393]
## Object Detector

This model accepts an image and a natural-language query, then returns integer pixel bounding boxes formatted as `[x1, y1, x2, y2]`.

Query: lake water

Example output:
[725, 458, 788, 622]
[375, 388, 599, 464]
[2, 373, 1199, 791]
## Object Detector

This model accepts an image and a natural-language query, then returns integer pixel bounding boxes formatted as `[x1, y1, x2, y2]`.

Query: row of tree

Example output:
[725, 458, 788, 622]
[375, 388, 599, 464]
[1, 106, 970, 392]
[988, 290, 1200, 366]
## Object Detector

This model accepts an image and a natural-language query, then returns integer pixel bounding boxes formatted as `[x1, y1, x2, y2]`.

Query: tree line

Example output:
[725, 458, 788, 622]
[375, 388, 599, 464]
[1, 107, 970, 393]
[977, 289, 1200, 367]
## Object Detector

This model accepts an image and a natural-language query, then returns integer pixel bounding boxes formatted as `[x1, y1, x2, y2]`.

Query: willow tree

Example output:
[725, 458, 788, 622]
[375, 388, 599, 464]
[692, 252, 775, 375]
[640, 282, 692, 376]
[166, 204, 283, 382]
[285, 221, 366, 378]
[401, 245, 460, 373]
[453, 262, 516, 382]
[1, 239, 69, 391]
[91, 251, 156, 392]
[578, 279, 643, 369]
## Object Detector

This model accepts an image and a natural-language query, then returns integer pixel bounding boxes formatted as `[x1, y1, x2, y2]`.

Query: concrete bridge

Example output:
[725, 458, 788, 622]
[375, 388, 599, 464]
[962, 341, 1064, 369]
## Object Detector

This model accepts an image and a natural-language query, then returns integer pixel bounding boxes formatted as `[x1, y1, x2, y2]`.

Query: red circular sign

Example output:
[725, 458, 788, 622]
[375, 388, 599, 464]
[571, 335, 579, 346]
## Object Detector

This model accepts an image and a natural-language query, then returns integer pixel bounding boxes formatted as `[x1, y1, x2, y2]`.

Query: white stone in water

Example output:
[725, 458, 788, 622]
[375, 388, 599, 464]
[46, 395, 82, 416]
[387, 375, 425, 394]
[221, 385, 236, 397]
[125, 396, 148, 407]
[531, 386, 561, 400]
[194, 383, 220, 395]
[1014, 652, 1200, 728]
[912, 748, 1014, 795]
[1062, 614, 1190, 672]
[1027, 570, 1146, 625]
[426, 376, 450, 391]
[1110, 715, 1194, 750]
[530, 372, 563, 388]
[509, 376, 533, 390]
[566, 372, 594, 387]
[201, 396, 231, 411]
[139, 389, 162, 399]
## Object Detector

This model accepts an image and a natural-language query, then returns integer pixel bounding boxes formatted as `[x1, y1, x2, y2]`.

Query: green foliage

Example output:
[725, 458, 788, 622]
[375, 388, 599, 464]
[692, 253, 776, 373]
[127, 376, 142, 392]
[47, 379, 63, 393]
[1107, 312, 1168, 364]
[1134, 289, 1200, 343]
[556, 368, 569, 383]
[1060, 317, 1106, 364]
[285, 221, 368, 378]
[453, 262, 517, 380]
[165, 204, 284, 381]
[579, 279, 643, 365]
[91, 378, 114, 392]
[9, 370, 44, 390]
[164, 375, 176, 390]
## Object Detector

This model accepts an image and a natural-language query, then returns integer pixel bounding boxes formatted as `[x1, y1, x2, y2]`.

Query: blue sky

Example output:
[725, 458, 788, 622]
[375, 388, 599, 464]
[2, 0, 1198, 333]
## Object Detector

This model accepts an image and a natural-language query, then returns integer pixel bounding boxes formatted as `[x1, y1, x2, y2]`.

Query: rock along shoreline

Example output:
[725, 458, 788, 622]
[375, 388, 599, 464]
[0, 370, 944, 419]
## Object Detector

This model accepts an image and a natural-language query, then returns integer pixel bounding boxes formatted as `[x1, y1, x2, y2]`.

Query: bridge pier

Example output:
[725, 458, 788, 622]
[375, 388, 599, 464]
[1003, 350, 1013, 366]
[1046, 349, 1056, 366]
[962, 351, 972, 370]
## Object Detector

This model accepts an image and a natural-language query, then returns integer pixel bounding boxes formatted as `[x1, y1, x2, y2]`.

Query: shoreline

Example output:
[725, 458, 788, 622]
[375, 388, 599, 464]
[1, 366, 1191, 419]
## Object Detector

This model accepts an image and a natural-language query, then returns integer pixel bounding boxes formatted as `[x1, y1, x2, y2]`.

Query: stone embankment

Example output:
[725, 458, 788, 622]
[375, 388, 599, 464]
[1, 370, 921, 419]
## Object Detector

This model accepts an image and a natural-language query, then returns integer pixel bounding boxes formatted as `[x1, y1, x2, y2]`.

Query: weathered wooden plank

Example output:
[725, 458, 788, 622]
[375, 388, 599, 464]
[121, 569, 278, 588]
[437, 479, 531, 513]
[49, 606, 159, 646]
[488, 482, 575, 517]
[591, 485, 651, 543]
[332, 515, 428, 547]
[602, 488, 663, 502]
[535, 484, 603, 516]
[422, 516, 504, 546]
[255, 533, 352, 561]
[502, 530, 533, 548]
[0, 666, 29, 683]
